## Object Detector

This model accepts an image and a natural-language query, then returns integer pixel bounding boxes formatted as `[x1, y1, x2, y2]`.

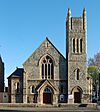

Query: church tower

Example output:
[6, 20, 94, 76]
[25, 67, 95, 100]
[0, 56, 4, 92]
[66, 8, 89, 103]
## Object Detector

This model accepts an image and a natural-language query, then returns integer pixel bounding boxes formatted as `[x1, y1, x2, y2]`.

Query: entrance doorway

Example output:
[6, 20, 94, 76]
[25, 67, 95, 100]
[71, 86, 82, 103]
[74, 92, 81, 103]
[43, 87, 53, 104]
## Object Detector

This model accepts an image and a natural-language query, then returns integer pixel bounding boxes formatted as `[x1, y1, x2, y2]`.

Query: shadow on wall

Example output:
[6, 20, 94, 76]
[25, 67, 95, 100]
[59, 55, 67, 103]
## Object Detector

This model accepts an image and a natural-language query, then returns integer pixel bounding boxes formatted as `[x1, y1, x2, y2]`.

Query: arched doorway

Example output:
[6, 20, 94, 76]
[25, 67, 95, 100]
[43, 87, 53, 104]
[72, 86, 82, 103]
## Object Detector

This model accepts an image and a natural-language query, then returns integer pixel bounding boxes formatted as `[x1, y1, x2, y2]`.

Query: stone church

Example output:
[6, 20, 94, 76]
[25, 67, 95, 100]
[8, 9, 92, 105]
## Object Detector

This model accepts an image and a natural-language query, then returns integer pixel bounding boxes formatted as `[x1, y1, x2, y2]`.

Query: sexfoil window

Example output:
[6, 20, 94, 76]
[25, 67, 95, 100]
[41, 55, 54, 79]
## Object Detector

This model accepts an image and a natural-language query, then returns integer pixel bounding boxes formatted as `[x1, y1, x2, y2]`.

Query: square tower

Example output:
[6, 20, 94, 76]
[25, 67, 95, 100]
[66, 9, 90, 103]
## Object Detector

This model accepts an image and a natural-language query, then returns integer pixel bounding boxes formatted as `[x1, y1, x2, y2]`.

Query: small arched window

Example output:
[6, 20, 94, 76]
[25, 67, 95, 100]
[76, 69, 80, 80]
[16, 82, 20, 93]
[32, 85, 35, 93]
[80, 39, 82, 53]
[41, 55, 54, 79]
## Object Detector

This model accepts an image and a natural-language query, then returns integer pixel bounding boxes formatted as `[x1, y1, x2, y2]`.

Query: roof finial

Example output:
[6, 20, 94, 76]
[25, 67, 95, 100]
[46, 37, 48, 40]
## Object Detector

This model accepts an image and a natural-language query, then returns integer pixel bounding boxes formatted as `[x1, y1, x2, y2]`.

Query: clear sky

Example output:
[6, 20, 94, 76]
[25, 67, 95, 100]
[0, 0, 100, 86]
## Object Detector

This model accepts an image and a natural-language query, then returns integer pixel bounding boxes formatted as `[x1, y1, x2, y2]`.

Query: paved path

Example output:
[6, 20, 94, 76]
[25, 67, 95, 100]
[0, 107, 99, 112]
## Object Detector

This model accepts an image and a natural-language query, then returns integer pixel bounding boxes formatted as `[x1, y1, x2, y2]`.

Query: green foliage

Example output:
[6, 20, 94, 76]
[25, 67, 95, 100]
[87, 66, 99, 81]
[88, 52, 100, 81]
[88, 52, 100, 99]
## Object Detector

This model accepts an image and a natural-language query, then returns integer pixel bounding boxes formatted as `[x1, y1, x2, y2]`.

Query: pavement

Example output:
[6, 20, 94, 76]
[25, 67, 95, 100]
[0, 107, 99, 112]
[0, 103, 99, 112]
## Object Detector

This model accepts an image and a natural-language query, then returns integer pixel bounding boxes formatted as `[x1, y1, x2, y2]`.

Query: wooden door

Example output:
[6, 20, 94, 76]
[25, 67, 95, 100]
[43, 93, 52, 104]
[74, 92, 81, 103]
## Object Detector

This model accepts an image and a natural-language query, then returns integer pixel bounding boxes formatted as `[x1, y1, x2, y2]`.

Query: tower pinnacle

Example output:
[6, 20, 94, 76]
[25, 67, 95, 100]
[83, 8, 86, 16]
[67, 8, 71, 17]
[0, 55, 2, 63]
[83, 8, 86, 30]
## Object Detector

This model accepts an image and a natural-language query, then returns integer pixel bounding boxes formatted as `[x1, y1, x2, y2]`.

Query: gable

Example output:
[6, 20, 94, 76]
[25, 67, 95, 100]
[36, 80, 57, 92]
[8, 68, 24, 79]
[23, 37, 66, 67]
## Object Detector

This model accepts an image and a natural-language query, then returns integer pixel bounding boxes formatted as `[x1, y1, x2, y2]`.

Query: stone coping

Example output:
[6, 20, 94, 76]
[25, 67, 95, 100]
[0, 103, 97, 108]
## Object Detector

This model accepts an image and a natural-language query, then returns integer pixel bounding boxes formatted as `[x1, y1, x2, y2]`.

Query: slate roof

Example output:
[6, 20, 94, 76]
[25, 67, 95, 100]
[8, 68, 24, 79]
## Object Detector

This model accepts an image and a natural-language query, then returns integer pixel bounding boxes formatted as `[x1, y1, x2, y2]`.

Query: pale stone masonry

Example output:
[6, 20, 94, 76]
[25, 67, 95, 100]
[23, 38, 67, 104]
[8, 68, 24, 103]
[67, 8, 90, 103]
[8, 9, 91, 104]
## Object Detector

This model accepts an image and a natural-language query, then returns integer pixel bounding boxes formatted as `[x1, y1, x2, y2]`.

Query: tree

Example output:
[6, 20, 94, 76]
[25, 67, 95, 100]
[88, 66, 99, 80]
[88, 52, 100, 101]
[88, 52, 100, 68]
[88, 58, 95, 66]
[88, 52, 100, 78]
[94, 53, 100, 68]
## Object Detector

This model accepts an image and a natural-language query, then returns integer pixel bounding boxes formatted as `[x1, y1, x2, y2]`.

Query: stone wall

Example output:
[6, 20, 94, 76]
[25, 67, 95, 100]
[23, 38, 67, 104]
[67, 9, 90, 103]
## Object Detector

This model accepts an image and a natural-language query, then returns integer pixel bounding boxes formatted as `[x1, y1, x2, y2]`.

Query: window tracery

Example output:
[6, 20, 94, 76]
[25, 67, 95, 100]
[44, 87, 52, 93]
[41, 55, 54, 79]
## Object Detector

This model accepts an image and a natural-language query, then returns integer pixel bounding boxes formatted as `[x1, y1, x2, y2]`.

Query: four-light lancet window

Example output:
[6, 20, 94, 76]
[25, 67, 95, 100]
[41, 55, 54, 79]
